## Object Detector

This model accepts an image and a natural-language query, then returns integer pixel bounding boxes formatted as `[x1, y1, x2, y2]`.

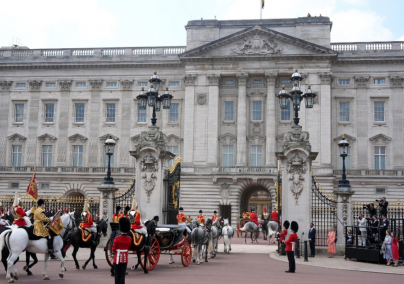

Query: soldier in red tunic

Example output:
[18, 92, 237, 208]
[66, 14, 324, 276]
[212, 210, 219, 222]
[283, 221, 298, 273]
[12, 194, 33, 227]
[197, 210, 206, 225]
[129, 196, 147, 237]
[79, 201, 97, 245]
[271, 209, 279, 224]
[112, 217, 132, 284]
[177, 207, 192, 233]
[279, 220, 290, 242]
[112, 206, 122, 223]
[249, 209, 259, 226]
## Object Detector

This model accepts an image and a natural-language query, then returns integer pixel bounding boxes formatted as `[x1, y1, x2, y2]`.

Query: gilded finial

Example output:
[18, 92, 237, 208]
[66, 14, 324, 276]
[342, 134, 345, 139]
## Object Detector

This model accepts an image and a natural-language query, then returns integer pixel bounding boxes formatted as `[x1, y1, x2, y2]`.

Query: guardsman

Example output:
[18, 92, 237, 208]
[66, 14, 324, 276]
[279, 220, 290, 242]
[129, 196, 147, 237]
[271, 207, 279, 224]
[283, 221, 298, 273]
[197, 210, 205, 225]
[112, 217, 132, 284]
[177, 207, 192, 233]
[123, 206, 131, 218]
[263, 207, 270, 221]
[12, 193, 33, 227]
[112, 206, 122, 223]
[212, 210, 219, 223]
[249, 208, 259, 226]
[34, 199, 55, 253]
[79, 201, 97, 245]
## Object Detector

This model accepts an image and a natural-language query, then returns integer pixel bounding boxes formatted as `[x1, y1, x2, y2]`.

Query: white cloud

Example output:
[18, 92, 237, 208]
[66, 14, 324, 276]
[397, 35, 404, 41]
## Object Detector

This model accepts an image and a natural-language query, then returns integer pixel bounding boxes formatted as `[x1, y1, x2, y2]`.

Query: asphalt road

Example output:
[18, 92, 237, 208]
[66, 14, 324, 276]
[2, 251, 402, 284]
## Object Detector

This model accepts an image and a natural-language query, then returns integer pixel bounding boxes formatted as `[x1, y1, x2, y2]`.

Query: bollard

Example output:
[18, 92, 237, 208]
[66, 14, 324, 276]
[304, 240, 308, 262]
[295, 239, 300, 258]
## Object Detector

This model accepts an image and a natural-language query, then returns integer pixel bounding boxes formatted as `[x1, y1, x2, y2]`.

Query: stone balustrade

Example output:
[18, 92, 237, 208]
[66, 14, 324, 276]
[0, 166, 135, 174]
[214, 167, 278, 174]
[331, 41, 404, 53]
[333, 169, 403, 177]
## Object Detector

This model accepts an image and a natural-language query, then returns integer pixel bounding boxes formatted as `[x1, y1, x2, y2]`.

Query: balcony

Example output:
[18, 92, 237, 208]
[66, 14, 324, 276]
[331, 41, 404, 56]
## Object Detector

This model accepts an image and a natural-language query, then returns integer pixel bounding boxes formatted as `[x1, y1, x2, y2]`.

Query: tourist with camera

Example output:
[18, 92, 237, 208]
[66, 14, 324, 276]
[368, 215, 379, 244]
[377, 197, 388, 217]
[364, 203, 377, 218]
[379, 214, 389, 242]
[357, 214, 367, 247]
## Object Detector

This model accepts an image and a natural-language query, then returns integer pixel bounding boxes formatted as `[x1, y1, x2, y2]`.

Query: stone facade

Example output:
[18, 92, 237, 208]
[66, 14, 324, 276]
[1, 17, 404, 225]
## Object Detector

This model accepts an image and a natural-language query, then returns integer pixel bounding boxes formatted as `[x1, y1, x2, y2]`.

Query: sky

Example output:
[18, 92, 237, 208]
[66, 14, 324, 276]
[0, 0, 402, 49]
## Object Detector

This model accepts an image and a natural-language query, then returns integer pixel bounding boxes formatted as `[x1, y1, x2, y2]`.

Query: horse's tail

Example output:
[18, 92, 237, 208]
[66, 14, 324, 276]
[208, 237, 213, 252]
[0, 229, 12, 251]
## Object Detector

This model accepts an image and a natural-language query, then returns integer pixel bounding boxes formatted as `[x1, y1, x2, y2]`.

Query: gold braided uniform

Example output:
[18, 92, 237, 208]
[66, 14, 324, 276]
[34, 207, 51, 237]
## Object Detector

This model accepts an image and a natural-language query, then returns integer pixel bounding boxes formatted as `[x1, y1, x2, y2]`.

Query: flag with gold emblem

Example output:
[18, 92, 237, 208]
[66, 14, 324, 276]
[48, 212, 64, 235]
[26, 169, 38, 201]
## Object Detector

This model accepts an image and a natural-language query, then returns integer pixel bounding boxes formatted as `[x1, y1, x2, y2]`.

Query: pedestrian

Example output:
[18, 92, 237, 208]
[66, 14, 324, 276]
[379, 214, 389, 242]
[112, 217, 132, 284]
[377, 197, 388, 218]
[308, 222, 316, 257]
[382, 229, 392, 266]
[283, 221, 298, 273]
[357, 214, 367, 247]
[327, 227, 336, 258]
[391, 231, 399, 267]
[346, 229, 353, 245]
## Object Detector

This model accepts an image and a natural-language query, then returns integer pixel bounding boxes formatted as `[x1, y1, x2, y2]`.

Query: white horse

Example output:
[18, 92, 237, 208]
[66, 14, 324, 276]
[0, 212, 75, 283]
[222, 219, 234, 253]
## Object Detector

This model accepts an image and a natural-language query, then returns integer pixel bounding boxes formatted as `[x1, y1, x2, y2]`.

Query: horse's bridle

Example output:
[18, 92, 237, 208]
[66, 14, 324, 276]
[62, 215, 76, 241]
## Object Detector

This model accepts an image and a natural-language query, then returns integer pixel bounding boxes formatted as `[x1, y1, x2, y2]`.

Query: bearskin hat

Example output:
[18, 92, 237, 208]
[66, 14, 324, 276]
[199, 210, 203, 213]
[179, 207, 184, 211]
[283, 220, 290, 229]
[124, 206, 130, 214]
[115, 205, 121, 214]
[119, 216, 131, 233]
[291, 221, 299, 233]
[38, 199, 45, 206]
[213, 210, 217, 214]
[153, 216, 159, 222]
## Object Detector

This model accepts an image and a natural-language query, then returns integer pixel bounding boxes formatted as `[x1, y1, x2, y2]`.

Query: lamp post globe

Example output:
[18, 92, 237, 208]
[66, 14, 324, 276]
[338, 135, 351, 191]
[102, 135, 116, 186]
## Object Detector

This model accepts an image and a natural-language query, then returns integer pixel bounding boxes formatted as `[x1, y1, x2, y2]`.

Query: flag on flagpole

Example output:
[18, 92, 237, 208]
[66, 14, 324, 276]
[262, 0, 265, 9]
[26, 168, 38, 201]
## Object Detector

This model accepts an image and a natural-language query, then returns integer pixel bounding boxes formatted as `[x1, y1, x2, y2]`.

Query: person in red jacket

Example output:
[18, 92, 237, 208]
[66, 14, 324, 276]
[283, 221, 299, 273]
[79, 201, 97, 245]
[249, 209, 259, 226]
[12, 196, 33, 227]
[112, 217, 132, 283]
[279, 220, 290, 242]
[197, 210, 206, 225]
[129, 196, 147, 237]
[271, 209, 279, 224]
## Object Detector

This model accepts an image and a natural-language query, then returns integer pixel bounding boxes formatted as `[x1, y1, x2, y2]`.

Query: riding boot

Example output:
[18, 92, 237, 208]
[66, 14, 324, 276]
[92, 232, 97, 246]
[47, 235, 55, 254]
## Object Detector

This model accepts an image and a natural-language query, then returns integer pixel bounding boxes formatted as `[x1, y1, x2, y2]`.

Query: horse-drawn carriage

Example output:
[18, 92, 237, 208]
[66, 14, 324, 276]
[104, 222, 192, 272]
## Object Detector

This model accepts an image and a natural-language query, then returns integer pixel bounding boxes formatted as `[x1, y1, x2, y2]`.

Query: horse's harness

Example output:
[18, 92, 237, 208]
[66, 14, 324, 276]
[62, 214, 76, 241]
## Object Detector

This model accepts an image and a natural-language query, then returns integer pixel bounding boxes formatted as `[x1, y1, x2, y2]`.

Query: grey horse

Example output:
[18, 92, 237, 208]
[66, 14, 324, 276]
[190, 219, 210, 264]
[208, 218, 219, 259]
[259, 218, 279, 244]
[222, 219, 234, 253]
[240, 221, 259, 244]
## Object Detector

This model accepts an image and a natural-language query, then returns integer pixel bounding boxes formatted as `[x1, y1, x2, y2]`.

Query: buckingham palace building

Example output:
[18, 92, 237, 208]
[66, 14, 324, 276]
[1, 16, 404, 223]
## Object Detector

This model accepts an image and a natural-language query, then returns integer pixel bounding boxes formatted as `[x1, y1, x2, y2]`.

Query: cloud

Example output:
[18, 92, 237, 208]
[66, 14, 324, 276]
[397, 35, 404, 41]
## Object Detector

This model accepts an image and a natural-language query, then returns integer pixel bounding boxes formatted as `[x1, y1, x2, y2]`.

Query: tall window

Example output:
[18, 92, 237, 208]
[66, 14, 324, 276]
[12, 145, 22, 167]
[75, 103, 85, 123]
[339, 102, 350, 122]
[104, 145, 114, 167]
[42, 145, 52, 167]
[280, 101, 291, 121]
[374, 146, 386, 170]
[222, 146, 234, 166]
[138, 104, 147, 122]
[106, 103, 116, 123]
[168, 146, 179, 167]
[374, 101, 385, 122]
[73, 146, 83, 167]
[169, 103, 179, 123]
[224, 101, 234, 121]
[338, 147, 350, 170]
[15, 104, 24, 123]
[45, 104, 54, 123]
[251, 146, 263, 167]
[252, 101, 263, 121]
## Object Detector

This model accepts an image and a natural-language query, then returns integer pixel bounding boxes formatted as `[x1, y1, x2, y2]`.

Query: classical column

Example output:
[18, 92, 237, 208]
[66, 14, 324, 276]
[87, 80, 103, 166]
[0, 81, 13, 166]
[236, 73, 248, 167]
[207, 74, 220, 166]
[265, 72, 277, 166]
[333, 190, 355, 252]
[318, 73, 333, 166]
[120, 80, 134, 167]
[183, 74, 197, 167]
[390, 76, 404, 169]
[26, 81, 42, 166]
[56, 80, 72, 166]
[354, 76, 370, 169]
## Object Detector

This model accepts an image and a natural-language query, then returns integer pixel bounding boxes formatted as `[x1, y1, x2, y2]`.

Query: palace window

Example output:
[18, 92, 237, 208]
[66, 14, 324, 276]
[106, 82, 117, 87]
[106, 103, 116, 123]
[339, 80, 350, 85]
[339, 102, 350, 122]
[12, 145, 22, 167]
[224, 80, 234, 85]
[15, 104, 24, 123]
[42, 145, 52, 167]
[224, 101, 234, 121]
[46, 83, 56, 88]
[45, 103, 54, 123]
[374, 146, 386, 170]
[104, 145, 114, 167]
[16, 83, 26, 88]
[76, 82, 86, 87]
[75, 103, 85, 123]
[138, 104, 147, 122]
[222, 146, 234, 167]
[281, 79, 291, 84]
[280, 101, 291, 121]
[169, 103, 179, 123]
[338, 146, 351, 170]
[169, 81, 180, 87]
[168, 146, 179, 168]
[374, 78, 385, 84]
[253, 79, 262, 84]
[138, 82, 148, 87]
[252, 101, 263, 121]
[73, 145, 83, 167]
[374, 101, 385, 122]
[251, 146, 263, 167]
[41, 183, 50, 189]
[376, 188, 385, 194]
[11, 183, 19, 189]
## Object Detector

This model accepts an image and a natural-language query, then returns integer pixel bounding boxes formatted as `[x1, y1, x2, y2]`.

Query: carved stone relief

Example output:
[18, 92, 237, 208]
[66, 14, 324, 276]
[184, 74, 196, 86]
[220, 182, 231, 199]
[354, 76, 369, 88]
[59, 80, 72, 91]
[140, 153, 158, 203]
[207, 74, 220, 86]
[29, 80, 42, 91]
[236, 73, 248, 87]
[102, 199, 108, 219]
[232, 35, 282, 55]
[121, 79, 134, 90]
[318, 73, 333, 84]
[286, 153, 307, 204]
[135, 127, 168, 152]
[0, 81, 13, 90]
[90, 79, 103, 90]
[196, 93, 207, 105]
[390, 76, 404, 87]
[283, 126, 311, 152]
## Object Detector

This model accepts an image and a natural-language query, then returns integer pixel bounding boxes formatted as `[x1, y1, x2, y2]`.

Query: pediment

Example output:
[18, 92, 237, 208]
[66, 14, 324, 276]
[247, 134, 266, 144]
[131, 134, 140, 144]
[180, 25, 336, 60]
[7, 133, 27, 142]
[219, 133, 237, 145]
[68, 133, 88, 142]
[167, 134, 182, 144]
[99, 134, 119, 141]
[37, 133, 57, 142]
[369, 133, 392, 144]
[333, 134, 356, 142]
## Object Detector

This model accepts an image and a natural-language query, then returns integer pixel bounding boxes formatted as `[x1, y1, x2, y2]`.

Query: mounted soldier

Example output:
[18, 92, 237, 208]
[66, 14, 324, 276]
[129, 196, 147, 238]
[197, 210, 205, 225]
[177, 207, 192, 234]
[211, 210, 219, 222]
[12, 193, 33, 227]
[79, 200, 97, 245]
[33, 199, 55, 253]
[271, 207, 279, 224]
[112, 205, 122, 223]
[262, 207, 270, 222]
[123, 206, 131, 218]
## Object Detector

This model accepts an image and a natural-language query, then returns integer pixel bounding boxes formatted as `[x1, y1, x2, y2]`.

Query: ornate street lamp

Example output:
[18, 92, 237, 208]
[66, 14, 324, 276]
[338, 135, 351, 191]
[102, 135, 116, 186]
[137, 72, 174, 126]
[276, 69, 317, 126]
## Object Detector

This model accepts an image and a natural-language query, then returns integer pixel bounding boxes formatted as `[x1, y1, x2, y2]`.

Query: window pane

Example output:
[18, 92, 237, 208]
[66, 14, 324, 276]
[45, 104, 54, 123]
[106, 103, 116, 122]
[224, 80, 234, 85]
[374, 102, 385, 122]
[339, 80, 350, 85]
[222, 145, 234, 167]
[76, 82, 86, 87]
[339, 102, 350, 122]
[73, 146, 83, 167]
[253, 79, 262, 84]
[169, 103, 179, 122]
[169, 81, 180, 87]
[107, 82, 117, 87]
[168, 146, 179, 167]
[42, 145, 52, 167]
[138, 82, 148, 87]
[75, 103, 85, 123]
[16, 83, 26, 88]
[224, 101, 234, 121]
[281, 101, 291, 121]
[138, 104, 147, 122]
[15, 104, 24, 123]
[252, 101, 262, 121]
[104, 145, 114, 167]
[12, 145, 22, 167]
[46, 83, 56, 88]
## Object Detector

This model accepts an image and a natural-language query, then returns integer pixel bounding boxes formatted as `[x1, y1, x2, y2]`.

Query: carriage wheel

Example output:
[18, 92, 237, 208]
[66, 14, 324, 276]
[140, 237, 160, 271]
[181, 242, 192, 267]
[105, 239, 113, 267]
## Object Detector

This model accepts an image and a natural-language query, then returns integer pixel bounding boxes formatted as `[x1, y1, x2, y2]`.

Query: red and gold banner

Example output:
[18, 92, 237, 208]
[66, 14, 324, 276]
[26, 169, 38, 201]
[48, 213, 64, 235]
